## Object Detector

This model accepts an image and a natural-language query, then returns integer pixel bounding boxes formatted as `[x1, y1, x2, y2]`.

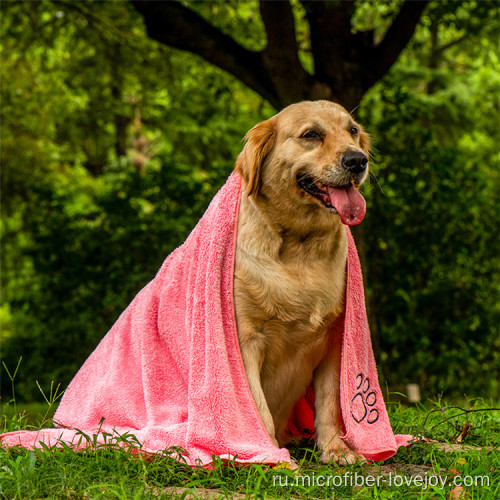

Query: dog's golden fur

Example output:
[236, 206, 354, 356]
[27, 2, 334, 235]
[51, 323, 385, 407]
[233, 100, 371, 464]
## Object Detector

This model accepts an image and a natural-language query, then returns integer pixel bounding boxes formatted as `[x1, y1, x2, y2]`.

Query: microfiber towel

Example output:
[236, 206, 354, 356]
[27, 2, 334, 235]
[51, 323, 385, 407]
[336, 228, 412, 460]
[1, 172, 411, 465]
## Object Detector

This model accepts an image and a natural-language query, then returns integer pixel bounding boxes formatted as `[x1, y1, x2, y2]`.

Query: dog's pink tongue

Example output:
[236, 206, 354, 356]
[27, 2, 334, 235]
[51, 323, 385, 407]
[327, 185, 366, 225]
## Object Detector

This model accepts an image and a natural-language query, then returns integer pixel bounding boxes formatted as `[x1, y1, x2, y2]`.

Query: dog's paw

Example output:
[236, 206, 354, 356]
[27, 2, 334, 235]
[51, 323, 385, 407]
[320, 440, 366, 465]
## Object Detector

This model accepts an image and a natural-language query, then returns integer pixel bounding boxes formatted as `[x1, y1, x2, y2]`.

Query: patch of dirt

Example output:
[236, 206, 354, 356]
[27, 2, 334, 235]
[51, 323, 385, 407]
[419, 439, 498, 453]
[364, 463, 436, 478]
[159, 486, 245, 499]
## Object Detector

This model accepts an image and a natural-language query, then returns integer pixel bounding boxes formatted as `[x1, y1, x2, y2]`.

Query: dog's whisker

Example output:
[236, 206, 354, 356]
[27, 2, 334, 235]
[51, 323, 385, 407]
[349, 105, 360, 117]
[299, 174, 323, 191]
[306, 179, 320, 189]
[369, 171, 387, 197]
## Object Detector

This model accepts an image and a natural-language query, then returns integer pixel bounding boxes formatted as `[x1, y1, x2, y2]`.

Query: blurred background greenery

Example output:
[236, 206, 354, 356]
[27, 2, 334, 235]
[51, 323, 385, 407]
[1, 0, 498, 404]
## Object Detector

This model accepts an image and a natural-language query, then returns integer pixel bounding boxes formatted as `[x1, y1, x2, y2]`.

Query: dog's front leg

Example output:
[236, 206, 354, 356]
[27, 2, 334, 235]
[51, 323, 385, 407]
[314, 342, 365, 464]
[238, 335, 279, 447]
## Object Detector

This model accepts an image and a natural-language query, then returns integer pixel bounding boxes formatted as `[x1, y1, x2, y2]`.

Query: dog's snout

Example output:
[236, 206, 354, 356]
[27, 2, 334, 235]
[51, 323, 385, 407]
[342, 150, 368, 175]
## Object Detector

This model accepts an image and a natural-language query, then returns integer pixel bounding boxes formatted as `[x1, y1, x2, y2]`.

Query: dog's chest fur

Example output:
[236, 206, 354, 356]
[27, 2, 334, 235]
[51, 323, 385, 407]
[234, 196, 348, 437]
[234, 197, 348, 329]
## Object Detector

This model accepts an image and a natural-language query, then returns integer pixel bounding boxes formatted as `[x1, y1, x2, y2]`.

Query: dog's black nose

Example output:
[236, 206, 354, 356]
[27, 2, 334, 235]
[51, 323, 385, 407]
[342, 150, 368, 174]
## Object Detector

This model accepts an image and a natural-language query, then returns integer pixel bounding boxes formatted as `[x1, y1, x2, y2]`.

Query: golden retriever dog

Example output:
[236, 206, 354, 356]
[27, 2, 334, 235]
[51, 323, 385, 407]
[233, 100, 371, 464]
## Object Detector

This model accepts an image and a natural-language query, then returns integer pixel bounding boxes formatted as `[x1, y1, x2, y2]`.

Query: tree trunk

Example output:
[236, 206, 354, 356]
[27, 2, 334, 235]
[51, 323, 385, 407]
[131, 0, 428, 112]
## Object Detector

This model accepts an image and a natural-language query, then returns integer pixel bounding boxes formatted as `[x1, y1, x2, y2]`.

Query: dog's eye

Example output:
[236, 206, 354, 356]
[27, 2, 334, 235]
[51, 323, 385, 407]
[350, 126, 359, 136]
[301, 130, 322, 140]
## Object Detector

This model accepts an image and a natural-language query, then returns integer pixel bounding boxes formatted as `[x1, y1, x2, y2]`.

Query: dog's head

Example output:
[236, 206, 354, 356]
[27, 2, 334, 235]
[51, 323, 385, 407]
[235, 100, 371, 227]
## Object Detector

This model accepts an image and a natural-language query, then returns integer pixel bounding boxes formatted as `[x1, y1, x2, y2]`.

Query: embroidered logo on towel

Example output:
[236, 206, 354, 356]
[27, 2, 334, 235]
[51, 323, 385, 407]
[351, 373, 379, 425]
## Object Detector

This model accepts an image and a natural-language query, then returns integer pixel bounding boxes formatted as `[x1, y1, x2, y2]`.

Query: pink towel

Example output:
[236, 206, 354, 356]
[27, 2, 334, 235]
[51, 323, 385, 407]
[1, 172, 410, 465]
[339, 228, 412, 460]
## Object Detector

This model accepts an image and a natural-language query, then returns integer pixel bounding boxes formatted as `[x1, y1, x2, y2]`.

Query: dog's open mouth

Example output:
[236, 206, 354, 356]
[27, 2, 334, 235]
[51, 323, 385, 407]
[297, 174, 366, 226]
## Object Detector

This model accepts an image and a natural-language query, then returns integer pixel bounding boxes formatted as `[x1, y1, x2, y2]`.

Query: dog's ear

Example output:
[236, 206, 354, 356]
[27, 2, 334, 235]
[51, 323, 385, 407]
[235, 118, 276, 197]
[358, 127, 371, 157]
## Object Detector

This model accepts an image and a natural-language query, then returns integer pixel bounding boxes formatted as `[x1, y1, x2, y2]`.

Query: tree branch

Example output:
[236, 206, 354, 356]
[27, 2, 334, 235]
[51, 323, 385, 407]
[259, 0, 298, 57]
[368, 0, 429, 84]
[259, 0, 313, 104]
[301, 0, 356, 80]
[131, 0, 280, 107]
[437, 33, 469, 54]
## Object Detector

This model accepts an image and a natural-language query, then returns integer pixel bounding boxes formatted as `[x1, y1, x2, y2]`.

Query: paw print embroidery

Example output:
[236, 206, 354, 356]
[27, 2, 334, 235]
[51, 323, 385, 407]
[350, 373, 379, 425]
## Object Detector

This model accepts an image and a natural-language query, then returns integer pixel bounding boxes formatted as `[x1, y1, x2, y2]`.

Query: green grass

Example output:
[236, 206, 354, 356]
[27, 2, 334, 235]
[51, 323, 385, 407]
[1, 397, 498, 499]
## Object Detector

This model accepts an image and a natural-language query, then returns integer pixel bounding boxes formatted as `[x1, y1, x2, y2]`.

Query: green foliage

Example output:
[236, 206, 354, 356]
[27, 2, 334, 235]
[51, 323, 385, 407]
[359, 1, 500, 398]
[1, 0, 271, 400]
[1, 0, 498, 403]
